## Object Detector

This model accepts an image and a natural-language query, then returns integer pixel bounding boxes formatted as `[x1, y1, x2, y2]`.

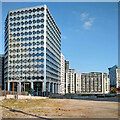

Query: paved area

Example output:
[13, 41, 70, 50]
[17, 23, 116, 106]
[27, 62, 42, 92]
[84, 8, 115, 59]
[1, 98, 118, 118]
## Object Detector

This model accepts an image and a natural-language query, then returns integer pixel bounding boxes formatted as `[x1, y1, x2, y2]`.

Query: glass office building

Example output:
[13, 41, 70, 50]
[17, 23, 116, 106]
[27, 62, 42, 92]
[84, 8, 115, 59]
[4, 5, 61, 95]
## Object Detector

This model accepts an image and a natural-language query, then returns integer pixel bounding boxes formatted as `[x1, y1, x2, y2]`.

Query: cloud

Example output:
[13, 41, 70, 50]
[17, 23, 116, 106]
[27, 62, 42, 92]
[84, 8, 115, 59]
[83, 17, 95, 30]
[61, 35, 68, 40]
[80, 13, 88, 21]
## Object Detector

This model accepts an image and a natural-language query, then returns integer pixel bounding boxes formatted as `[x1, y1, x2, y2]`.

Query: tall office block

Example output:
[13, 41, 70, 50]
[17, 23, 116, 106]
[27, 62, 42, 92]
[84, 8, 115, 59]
[59, 53, 65, 94]
[0, 54, 4, 90]
[108, 65, 120, 88]
[74, 73, 81, 93]
[4, 5, 61, 95]
[74, 72, 110, 94]
[65, 60, 69, 93]
[68, 69, 75, 93]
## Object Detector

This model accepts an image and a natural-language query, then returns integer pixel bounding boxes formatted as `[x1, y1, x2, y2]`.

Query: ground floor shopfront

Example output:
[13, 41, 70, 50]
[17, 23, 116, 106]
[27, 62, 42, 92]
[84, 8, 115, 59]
[4, 81, 59, 96]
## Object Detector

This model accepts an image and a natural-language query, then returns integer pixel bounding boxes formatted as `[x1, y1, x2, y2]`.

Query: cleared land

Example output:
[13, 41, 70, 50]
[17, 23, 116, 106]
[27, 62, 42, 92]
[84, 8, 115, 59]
[1, 98, 118, 118]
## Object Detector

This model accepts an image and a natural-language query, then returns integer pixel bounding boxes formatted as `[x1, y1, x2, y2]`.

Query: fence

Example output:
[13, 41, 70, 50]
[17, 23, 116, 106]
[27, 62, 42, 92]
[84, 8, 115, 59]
[0, 90, 28, 96]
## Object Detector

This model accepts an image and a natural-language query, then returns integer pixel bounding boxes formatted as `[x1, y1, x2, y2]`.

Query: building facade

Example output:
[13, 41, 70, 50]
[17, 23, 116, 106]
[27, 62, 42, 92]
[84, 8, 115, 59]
[4, 5, 61, 95]
[74, 73, 81, 93]
[65, 60, 69, 93]
[0, 54, 4, 90]
[68, 69, 75, 94]
[108, 65, 120, 88]
[59, 53, 65, 94]
[74, 72, 110, 94]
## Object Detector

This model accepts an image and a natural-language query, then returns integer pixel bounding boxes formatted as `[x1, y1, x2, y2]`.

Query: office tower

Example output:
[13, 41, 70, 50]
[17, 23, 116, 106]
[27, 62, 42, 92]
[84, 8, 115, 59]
[74, 72, 110, 94]
[0, 54, 4, 90]
[68, 69, 75, 93]
[59, 53, 65, 94]
[65, 60, 69, 93]
[74, 73, 81, 93]
[4, 5, 61, 95]
[108, 65, 120, 88]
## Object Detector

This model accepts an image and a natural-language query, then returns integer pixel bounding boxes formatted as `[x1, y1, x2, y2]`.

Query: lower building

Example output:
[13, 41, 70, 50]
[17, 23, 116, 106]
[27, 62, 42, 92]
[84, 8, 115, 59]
[68, 69, 75, 94]
[74, 72, 110, 94]
[59, 53, 65, 94]
[0, 54, 4, 90]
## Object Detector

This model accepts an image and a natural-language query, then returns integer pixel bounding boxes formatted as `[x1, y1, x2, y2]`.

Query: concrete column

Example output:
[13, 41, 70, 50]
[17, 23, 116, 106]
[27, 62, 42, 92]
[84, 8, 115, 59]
[19, 82, 21, 93]
[31, 82, 34, 90]
[52, 83, 54, 93]
[12, 82, 14, 91]
[48, 82, 50, 92]
[54, 83, 57, 94]
[8, 82, 10, 91]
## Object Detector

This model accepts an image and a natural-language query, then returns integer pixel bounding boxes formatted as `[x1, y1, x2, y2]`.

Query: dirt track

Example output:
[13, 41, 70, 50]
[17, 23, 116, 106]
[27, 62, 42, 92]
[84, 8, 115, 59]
[1, 98, 118, 118]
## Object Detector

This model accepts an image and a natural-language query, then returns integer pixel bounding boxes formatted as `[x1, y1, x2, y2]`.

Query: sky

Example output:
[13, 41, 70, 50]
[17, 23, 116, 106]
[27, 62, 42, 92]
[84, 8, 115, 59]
[1, 2, 118, 73]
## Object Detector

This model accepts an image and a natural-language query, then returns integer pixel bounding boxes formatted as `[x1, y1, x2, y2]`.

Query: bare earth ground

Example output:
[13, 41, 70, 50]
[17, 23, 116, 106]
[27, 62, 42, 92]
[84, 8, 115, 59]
[1, 98, 118, 118]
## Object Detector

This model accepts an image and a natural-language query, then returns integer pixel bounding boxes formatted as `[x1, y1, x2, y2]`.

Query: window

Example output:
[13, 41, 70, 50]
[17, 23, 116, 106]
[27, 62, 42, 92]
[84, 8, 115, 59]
[25, 21, 28, 25]
[14, 12, 16, 16]
[41, 41, 44, 45]
[41, 35, 44, 39]
[13, 17, 16, 21]
[37, 36, 40, 40]
[10, 13, 12, 16]
[17, 38, 20, 41]
[10, 18, 13, 21]
[41, 24, 44, 28]
[25, 10, 28, 14]
[40, 70, 44, 74]
[25, 32, 28, 36]
[17, 27, 20, 31]
[17, 22, 20, 26]
[21, 22, 24, 25]
[21, 32, 24, 36]
[40, 52, 44, 56]
[41, 13, 44, 17]
[29, 26, 32, 30]
[13, 23, 16, 26]
[37, 41, 40, 45]
[13, 28, 16, 32]
[37, 19, 40, 23]
[17, 17, 20, 20]
[21, 11, 24, 14]
[41, 30, 44, 34]
[29, 15, 32, 19]
[33, 9, 36, 12]
[37, 25, 40, 29]
[25, 37, 28, 41]
[17, 33, 20, 36]
[36, 47, 40, 51]
[29, 42, 32, 46]
[41, 64, 44, 68]
[41, 47, 44, 51]
[37, 8, 40, 12]
[29, 32, 32, 35]
[33, 20, 36, 24]
[41, 7, 44, 11]
[21, 38, 24, 41]
[33, 25, 36, 29]
[41, 19, 44, 23]
[29, 37, 32, 40]
[29, 20, 32, 24]
[25, 26, 28, 30]
[33, 31, 36, 35]
[33, 42, 36, 46]
[33, 36, 36, 40]
[33, 14, 36, 18]
[37, 14, 40, 18]
[29, 9, 32, 13]
[13, 33, 16, 37]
